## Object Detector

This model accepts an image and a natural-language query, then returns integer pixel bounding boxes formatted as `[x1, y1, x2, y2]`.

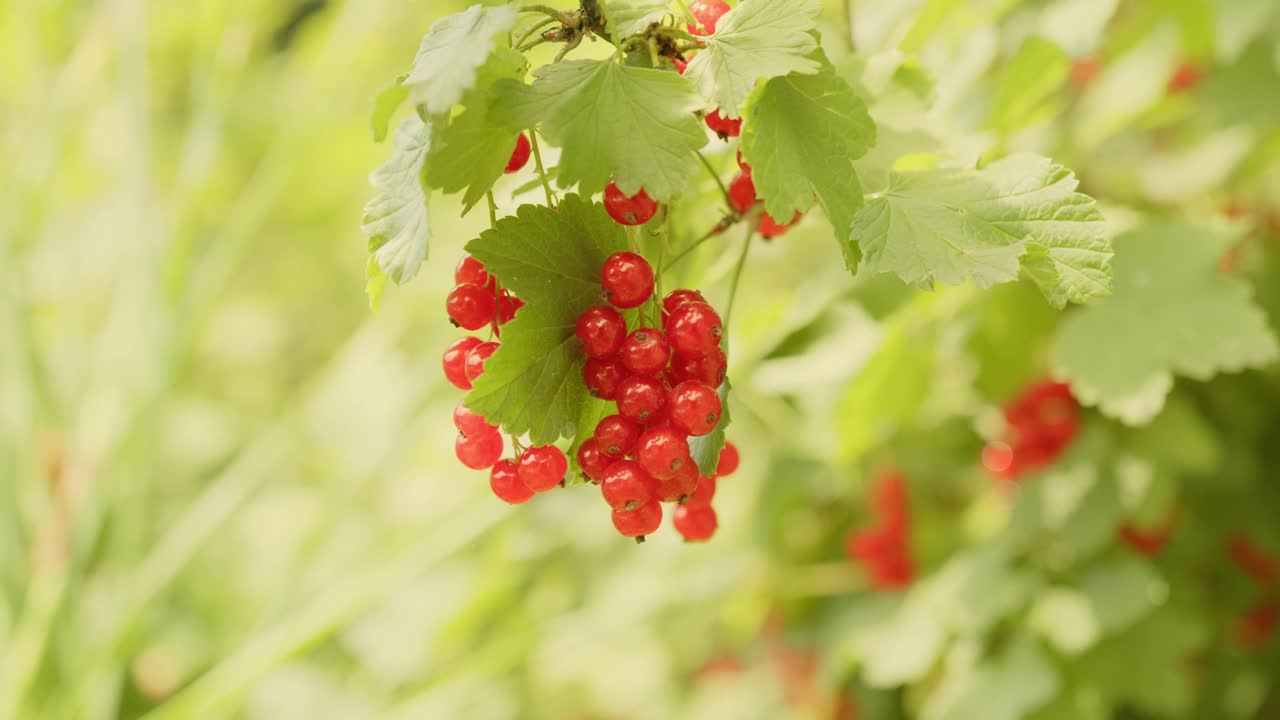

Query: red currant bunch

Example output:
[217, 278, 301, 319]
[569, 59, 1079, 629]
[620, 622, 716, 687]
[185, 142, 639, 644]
[844, 470, 914, 590]
[574, 251, 740, 542]
[980, 380, 1081, 481]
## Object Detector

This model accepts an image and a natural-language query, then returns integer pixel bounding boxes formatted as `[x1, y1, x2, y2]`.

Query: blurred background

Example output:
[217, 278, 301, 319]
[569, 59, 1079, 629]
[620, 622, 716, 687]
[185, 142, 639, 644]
[2, 0, 1278, 718]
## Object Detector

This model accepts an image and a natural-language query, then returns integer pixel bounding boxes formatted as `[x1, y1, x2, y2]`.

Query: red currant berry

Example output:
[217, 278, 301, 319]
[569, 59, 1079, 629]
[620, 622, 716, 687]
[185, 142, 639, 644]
[453, 401, 496, 437]
[595, 414, 641, 457]
[736, 149, 749, 171]
[665, 301, 723, 358]
[583, 357, 627, 400]
[575, 305, 627, 359]
[728, 170, 757, 214]
[637, 425, 691, 480]
[616, 375, 669, 424]
[716, 441, 740, 477]
[674, 504, 718, 541]
[456, 428, 503, 470]
[577, 438, 611, 483]
[672, 57, 688, 74]
[612, 498, 663, 539]
[447, 283, 499, 331]
[504, 133, 531, 174]
[454, 255, 493, 289]
[685, 475, 716, 507]
[497, 292, 522, 326]
[759, 211, 802, 238]
[671, 347, 727, 388]
[603, 182, 659, 226]
[518, 445, 567, 492]
[687, 0, 730, 35]
[443, 337, 483, 390]
[669, 381, 722, 436]
[601, 460, 657, 511]
[704, 109, 742, 139]
[600, 251, 655, 308]
[490, 458, 534, 504]
[662, 289, 706, 320]
[620, 327, 671, 376]
[464, 341, 499, 384]
[655, 460, 699, 502]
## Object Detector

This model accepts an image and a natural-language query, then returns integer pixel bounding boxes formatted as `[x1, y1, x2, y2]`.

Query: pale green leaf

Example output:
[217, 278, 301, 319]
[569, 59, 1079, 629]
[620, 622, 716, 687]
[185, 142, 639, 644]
[687, 383, 729, 476]
[1078, 608, 1208, 717]
[1053, 223, 1279, 424]
[854, 153, 1110, 306]
[683, 0, 821, 116]
[1029, 588, 1101, 655]
[988, 36, 1069, 133]
[922, 639, 1059, 720]
[849, 597, 945, 687]
[362, 116, 431, 289]
[1080, 554, 1165, 633]
[404, 4, 518, 115]
[1073, 27, 1178, 149]
[365, 256, 388, 312]
[463, 195, 628, 444]
[493, 59, 706, 201]
[370, 74, 409, 143]
[741, 58, 875, 265]
[606, 0, 671, 38]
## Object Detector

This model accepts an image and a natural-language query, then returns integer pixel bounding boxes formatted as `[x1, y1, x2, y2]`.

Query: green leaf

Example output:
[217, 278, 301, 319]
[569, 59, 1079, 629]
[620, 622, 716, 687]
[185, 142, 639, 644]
[1080, 553, 1164, 633]
[853, 153, 1110, 306]
[835, 316, 934, 462]
[404, 4, 518, 116]
[1073, 28, 1178, 149]
[1053, 223, 1280, 424]
[493, 59, 706, 201]
[1028, 587, 1101, 655]
[741, 57, 875, 265]
[361, 116, 431, 294]
[687, 382, 729, 476]
[463, 195, 628, 444]
[1078, 607, 1208, 717]
[365, 256, 388, 312]
[922, 639, 1059, 720]
[606, 0, 670, 38]
[848, 596, 946, 687]
[425, 48, 527, 215]
[370, 74, 409, 142]
[683, 0, 821, 116]
[988, 37, 1069, 133]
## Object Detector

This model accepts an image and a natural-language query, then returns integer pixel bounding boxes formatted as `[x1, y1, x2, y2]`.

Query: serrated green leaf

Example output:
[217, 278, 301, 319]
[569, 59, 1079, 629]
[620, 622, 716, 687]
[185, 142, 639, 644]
[683, 0, 821, 116]
[463, 195, 628, 444]
[425, 48, 527, 215]
[687, 382, 729, 476]
[362, 116, 431, 290]
[365, 256, 388, 312]
[988, 36, 1069, 133]
[370, 74, 409, 142]
[493, 59, 706, 201]
[741, 58, 875, 264]
[853, 153, 1110, 306]
[1053, 223, 1280, 424]
[404, 4, 518, 116]
[606, 0, 670, 38]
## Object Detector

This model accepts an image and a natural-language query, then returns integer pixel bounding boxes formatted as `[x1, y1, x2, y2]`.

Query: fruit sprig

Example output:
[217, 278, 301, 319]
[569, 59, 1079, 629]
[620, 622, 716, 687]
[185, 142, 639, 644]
[844, 470, 914, 590]
[981, 380, 1082, 481]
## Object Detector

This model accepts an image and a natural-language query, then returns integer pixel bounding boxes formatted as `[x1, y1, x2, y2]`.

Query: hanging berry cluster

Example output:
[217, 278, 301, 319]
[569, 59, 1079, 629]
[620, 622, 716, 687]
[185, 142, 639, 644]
[575, 250, 739, 542]
[844, 470, 914, 590]
[981, 381, 1081, 480]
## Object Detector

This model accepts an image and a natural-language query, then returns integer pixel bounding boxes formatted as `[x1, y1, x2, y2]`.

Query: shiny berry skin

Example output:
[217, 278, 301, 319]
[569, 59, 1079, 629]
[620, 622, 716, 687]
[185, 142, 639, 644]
[687, 0, 730, 35]
[655, 460, 699, 502]
[456, 429, 503, 470]
[603, 182, 659, 226]
[577, 438, 611, 483]
[620, 327, 671, 376]
[612, 499, 663, 539]
[497, 293, 523, 326]
[662, 289, 706, 320]
[453, 401, 496, 437]
[704, 109, 742, 139]
[674, 504, 718, 541]
[518, 445, 568, 492]
[464, 341, 499, 384]
[672, 57, 687, 74]
[454, 255, 493, 289]
[668, 381, 722, 436]
[685, 475, 716, 507]
[601, 460, 656, 511]
[728, 170, 757, 214]
[671, 347, 727, 388]
[575, 305, 627, 358]
[665, 301, 723, 358]
[716, 441, 740, 476]
[583, 357, 627, 400]
[490, 459, 534, 504]
[504, 133, 531, 174]
[600, 251, 655, 308]
[442, 337, 483, 390]
[447, 283, 498, 330]
[616, 375, 669, 424]
[595, 414, 641, 457]
[637, 425, 691, 480]
[759, 211, 802, 238]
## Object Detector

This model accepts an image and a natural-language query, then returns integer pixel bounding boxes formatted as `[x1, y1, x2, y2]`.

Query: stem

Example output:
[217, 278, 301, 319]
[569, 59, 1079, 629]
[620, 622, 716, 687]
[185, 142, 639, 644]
[518, 4, 577, 27]
[671, 0, 697, 25]
[528, 132, 557, 207]
[695, 150, 733, 212]
[513, 16, 557, 48]
[517, 36, 553, 53]
[724, 223, 754, 330]
[841, 0, 855, 52]
[666, 215, 739, 268]
[486, 190, 498, 227]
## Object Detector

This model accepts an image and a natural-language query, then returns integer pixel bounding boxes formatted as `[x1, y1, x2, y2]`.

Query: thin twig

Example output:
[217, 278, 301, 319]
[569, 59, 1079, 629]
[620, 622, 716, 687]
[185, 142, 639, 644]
[724, 223, 755, 330]
[841, 0, 855, 53]
[528, 132, 557, 206]
[665, 215, 739, 268]
[695, 150, 732, 212]
[513, 16, 557, 48]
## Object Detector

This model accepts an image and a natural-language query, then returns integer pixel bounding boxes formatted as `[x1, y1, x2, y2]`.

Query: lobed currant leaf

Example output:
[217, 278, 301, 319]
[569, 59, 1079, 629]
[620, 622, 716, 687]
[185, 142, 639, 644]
[369, 73, 409, 143]
[683, 0, 821, 117]
[361, 116, 431, 306]
[492, 59, 706, 201]
[607, 0, 671, 38]
[404, 4, 518, 116]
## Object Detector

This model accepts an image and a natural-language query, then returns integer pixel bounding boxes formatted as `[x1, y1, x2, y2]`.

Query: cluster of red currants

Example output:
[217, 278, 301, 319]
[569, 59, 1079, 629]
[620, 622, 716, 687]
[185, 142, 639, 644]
[1228, 533, 1278, 648]
[981, 381, 1081, 480]
[575, 250, 738, 541]
[844, 470, 914, 590]
[1119, 513, 1178, 556]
